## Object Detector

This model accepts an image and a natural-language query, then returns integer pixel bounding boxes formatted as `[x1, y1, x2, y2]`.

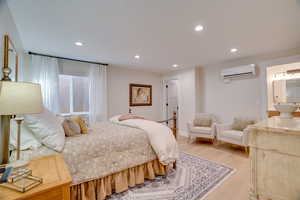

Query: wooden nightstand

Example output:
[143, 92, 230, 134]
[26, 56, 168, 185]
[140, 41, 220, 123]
[0, 154, 72, 200]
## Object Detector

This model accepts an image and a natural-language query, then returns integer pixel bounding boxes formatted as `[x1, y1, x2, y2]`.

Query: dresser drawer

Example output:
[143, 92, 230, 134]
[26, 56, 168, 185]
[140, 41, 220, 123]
[250, 129, 300, 157]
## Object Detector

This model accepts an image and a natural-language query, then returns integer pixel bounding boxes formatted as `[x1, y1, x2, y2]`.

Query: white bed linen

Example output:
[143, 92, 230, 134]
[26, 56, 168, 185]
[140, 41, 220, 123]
[110, 116, 179, 165]
[24, 108, 65, 152]
[12, 120, 178, 185]
[10, 120, 42, 150]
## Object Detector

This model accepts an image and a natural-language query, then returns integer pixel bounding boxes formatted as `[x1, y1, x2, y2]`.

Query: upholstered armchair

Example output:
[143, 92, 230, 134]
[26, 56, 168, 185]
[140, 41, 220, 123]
[216, 118, 255, 153]
[187, 113, 217, 143]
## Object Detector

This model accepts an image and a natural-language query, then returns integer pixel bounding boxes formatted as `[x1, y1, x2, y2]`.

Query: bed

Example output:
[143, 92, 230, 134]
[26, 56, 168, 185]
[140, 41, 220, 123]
[10, 112, 178, 200]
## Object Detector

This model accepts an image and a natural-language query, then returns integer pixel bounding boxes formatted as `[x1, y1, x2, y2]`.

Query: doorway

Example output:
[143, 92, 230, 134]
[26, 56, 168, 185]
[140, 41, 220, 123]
[164, 79, 179, 127]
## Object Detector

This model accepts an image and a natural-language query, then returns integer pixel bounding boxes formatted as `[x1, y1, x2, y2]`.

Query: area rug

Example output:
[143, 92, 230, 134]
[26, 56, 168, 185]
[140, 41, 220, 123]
[107, 152, 235, 200]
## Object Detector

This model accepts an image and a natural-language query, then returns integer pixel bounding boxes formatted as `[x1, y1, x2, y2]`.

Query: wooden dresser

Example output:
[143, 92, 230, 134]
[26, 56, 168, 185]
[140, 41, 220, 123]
[249, 117, 300, 200]
[0, 154, 72, 200]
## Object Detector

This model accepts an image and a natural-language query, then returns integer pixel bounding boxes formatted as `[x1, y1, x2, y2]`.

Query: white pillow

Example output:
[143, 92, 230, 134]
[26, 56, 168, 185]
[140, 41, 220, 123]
[56, 115, 65, 124]
[109, 115, 122, 123]
[24, 108, 65, 152]
[10, 120, 41, 150]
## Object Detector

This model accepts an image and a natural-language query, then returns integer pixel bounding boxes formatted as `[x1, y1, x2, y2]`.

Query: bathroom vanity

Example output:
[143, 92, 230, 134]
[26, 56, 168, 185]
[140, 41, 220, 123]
[249, 117, 300, 200]
[267, 64, 300, 117]
[268, 110, 300, 118]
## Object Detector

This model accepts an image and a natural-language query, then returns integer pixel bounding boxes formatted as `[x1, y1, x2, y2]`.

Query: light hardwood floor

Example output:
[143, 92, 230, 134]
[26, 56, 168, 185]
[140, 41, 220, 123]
[178, 136, 250, 200]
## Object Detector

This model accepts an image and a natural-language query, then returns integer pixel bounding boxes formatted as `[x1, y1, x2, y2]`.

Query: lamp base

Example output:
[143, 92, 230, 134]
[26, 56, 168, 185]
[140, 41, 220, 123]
[8, 160, 28, 168]
[0, 115, 11, 165]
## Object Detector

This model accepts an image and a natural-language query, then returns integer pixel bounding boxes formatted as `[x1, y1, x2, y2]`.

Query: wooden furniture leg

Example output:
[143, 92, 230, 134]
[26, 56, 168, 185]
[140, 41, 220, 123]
[173, 112, 177, 169]
[245, 146, 249, 154]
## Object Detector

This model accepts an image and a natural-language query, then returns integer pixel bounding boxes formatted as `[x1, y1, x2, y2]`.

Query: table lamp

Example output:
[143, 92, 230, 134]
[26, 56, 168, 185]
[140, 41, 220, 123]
[0, 81, 43, 166]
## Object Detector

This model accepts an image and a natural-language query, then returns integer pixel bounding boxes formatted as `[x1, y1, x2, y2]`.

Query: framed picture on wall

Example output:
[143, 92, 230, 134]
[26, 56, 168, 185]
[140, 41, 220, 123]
[129, 84, 152, 106]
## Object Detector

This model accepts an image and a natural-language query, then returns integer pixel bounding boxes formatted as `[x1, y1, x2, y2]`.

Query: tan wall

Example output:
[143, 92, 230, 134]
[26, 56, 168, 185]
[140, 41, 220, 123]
[107, 66, 163, 120]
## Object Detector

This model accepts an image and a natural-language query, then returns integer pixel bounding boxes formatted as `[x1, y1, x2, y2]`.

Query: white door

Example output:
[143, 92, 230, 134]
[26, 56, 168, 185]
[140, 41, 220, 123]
[165, 80, 179, 127]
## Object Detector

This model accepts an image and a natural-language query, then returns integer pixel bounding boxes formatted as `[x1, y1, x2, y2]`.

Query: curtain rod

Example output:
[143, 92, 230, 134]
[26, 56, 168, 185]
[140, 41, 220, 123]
[28, 51, 109, 66]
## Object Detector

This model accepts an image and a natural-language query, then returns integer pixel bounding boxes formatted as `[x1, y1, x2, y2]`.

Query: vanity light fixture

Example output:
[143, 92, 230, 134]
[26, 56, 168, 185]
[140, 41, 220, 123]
[273, 72, 300, 81]
[194, 25, 204, 32]
[134, 55, 140, 59]
[172, 64, 179, 68]
[75, 42, 83, 46]
[287, 69, 300, 74]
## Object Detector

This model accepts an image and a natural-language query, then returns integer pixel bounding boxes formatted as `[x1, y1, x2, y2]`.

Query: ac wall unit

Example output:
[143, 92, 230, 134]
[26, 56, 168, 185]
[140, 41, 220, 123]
[221, 64, 256, 80]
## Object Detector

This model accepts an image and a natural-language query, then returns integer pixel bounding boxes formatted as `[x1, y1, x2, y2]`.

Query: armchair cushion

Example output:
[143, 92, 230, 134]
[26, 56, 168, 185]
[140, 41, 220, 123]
[193, 116, 212, 127]
[189, 126, 212, 134]
[232, 118, 255, 131]
[222, 130, 243, 141]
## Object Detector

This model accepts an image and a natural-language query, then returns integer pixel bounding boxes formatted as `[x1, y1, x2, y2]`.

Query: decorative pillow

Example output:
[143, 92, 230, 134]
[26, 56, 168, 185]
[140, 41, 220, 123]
[119, 114, 145, 121]
[232, 118, 255, 131]
[62, 119, 81, 137]
[24, 108, 65, 152]
[109, 115, 122, 123]
[71, 115, 88, 134]
[10, 120, 42, 150]
[193, 117, 212, 127]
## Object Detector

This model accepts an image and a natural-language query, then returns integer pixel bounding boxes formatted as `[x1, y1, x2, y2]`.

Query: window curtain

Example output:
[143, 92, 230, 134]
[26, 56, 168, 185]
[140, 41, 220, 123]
[28, 55, 60, 113]
[89, 64, 108, 124]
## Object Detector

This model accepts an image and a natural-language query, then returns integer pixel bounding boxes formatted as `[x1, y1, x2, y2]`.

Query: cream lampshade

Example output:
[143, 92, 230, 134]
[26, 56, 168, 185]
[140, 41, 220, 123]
[0, 81, 43, 115]
[0, 81, 43, 165]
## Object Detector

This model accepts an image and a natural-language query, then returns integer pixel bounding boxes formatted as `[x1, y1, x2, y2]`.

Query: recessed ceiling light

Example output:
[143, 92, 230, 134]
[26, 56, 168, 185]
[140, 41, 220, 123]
[172, 64, 179, 68]
[230, 48, 238, 53]
[134, 55, 140, 59]
[194, 25, 204, 32]
[75, 41, 83, 46]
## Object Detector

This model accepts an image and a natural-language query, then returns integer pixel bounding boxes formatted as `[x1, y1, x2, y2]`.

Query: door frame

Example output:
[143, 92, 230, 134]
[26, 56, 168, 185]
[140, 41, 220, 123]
[162, 79, 179, 125]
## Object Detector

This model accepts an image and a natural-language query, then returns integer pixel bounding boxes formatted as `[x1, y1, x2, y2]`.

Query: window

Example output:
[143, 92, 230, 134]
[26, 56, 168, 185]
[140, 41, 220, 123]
[59, 75, 89, 116]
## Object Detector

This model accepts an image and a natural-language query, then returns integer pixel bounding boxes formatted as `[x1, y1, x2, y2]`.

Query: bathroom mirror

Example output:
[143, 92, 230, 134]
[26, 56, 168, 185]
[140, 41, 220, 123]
[286, 79, 300, 103]
[273, 78, 300, 103]
[3, 35, 18, 81]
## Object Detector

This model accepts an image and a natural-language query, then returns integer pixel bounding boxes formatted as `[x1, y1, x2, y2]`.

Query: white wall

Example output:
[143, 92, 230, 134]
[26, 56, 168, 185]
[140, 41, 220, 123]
[163, 68, 198, 136]
[198, 54, 300, 124]
[0, 0, 23, 77]
[199, 65, 262, 123]
[161, 53, 300, 137]
[107, 66, 163, 120]
[0, 0, 24, 163]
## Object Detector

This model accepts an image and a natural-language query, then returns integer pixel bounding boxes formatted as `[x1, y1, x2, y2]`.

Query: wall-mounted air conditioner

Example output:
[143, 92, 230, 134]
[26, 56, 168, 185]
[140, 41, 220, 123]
[221, 64, 256, 81]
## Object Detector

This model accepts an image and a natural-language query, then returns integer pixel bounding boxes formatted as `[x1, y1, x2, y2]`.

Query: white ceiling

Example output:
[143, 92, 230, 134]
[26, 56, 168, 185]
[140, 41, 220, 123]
[7, 0, 300, 73]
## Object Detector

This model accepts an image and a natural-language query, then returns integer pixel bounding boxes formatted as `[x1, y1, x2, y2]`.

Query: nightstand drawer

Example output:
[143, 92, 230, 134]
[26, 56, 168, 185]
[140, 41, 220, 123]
[20, 185, 70, 200]
[0, 155, 72, 200]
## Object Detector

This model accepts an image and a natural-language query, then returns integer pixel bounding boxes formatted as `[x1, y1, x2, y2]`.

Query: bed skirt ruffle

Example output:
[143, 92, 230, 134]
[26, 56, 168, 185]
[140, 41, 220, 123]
[70, 159, 170, 200]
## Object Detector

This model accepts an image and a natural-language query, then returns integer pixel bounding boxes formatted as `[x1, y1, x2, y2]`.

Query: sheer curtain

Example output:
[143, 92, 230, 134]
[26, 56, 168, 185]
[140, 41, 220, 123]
[28, 55, 60, 113]
[89, 64, 107, 124]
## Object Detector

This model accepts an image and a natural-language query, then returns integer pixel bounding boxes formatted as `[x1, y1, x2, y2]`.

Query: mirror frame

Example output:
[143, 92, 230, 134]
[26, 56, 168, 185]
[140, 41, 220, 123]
[286, 78, 300, 103]
[2, 35, 18, 81]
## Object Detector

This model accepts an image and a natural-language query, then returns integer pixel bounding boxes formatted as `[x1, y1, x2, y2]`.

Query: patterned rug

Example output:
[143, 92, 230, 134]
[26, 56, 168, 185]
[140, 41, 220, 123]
[108, 152, 235, 200]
